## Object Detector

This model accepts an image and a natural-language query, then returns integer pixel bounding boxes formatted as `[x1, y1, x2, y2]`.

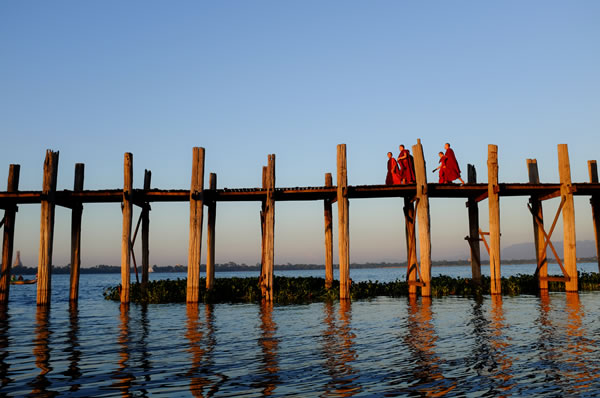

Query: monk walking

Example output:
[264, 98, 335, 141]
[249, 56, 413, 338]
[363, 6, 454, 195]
[397, 145, 416, 184]
[443, 143, 465, 185]
[432, 151, 447, 183]
[386, 152, 402, 185]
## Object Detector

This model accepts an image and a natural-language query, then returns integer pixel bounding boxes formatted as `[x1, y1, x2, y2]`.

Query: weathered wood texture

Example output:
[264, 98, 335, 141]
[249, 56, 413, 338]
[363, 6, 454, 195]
[558, 144, 577, 292]
[261, 155, 276, 301]
[337, 145, 350, 299]
[0, 165, 20, 305]
[412, 139, 432, 296]
[466, 164, 481, 282]
[187, 147, 205, 303]
[120, 153, 133, 303]
[206, 173, 217, 290]
[260, 166, 267, 279]
[141, 169, 151, 286]
[324, 173, 334, 289]
[589, 160, 600, 273]
[527, 159, 547, 290]
[69, 164, 84, 302]
[404, 197, 418, 294]
[37, 150, 59, 306]
[488, 145, 501, 295]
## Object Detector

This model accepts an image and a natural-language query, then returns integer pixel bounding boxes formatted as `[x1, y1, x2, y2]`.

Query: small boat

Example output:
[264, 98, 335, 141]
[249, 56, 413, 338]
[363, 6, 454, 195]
[11, 278, 37, 285]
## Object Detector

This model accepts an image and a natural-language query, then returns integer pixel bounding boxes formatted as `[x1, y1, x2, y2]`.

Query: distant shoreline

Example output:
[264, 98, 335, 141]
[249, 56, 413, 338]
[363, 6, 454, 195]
[7, 257, 599, 275]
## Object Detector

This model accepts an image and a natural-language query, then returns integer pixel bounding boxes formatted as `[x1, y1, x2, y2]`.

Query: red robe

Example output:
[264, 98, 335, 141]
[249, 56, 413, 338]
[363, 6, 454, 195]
[386, 158, 402, 185]
[398, 150, 416, 183]
[444, 148, 461, 182]
[438, 156, 448, 183]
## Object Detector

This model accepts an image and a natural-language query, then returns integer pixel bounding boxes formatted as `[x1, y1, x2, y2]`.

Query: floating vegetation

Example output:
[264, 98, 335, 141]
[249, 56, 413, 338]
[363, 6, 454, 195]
[103, 272, 600, 304]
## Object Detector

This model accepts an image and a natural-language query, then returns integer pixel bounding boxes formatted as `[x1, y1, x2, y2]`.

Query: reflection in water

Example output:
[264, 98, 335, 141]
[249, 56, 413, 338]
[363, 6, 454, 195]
[138, 304, 150, 396]
[186, 303, 221, 397]
[112, 304, 134, 396]
[536, 290, 561, 382]
[405, 296, 455, 396]
[563, 292, 596, 394]
[63, 303, 82, 393]
[321, 300, 361, 397]
[30, 306, 57, 396]
[489, 295, 514, 395]
[254, 301, 280, 396]
[0, 307, 11, 389]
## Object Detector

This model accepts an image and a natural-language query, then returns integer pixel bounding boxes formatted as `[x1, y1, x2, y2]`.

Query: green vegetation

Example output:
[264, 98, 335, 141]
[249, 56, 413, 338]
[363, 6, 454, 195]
[103, 272, 600, 304]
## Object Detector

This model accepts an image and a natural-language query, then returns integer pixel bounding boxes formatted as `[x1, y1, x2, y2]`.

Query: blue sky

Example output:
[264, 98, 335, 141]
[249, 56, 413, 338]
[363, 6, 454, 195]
[1, 1, 599, 268]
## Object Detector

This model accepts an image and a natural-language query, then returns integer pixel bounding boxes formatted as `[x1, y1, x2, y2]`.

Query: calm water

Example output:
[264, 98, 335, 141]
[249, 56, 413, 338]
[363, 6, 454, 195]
[1, 264, 600, 396]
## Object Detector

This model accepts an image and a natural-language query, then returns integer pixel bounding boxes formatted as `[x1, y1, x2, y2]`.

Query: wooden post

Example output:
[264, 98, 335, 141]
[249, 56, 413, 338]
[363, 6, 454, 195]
[412, 139, 432, 296]
[324, 173, 333, 289]
[466, 164, 481, 282]
[206, 173, 217, 290]
[120, 153, 133, 304]
[527, 159, 547, 290]
[0, 165, 20, 305]
[337, 145, 350, 300]
[558, 144, 577, 292]
[187, 147, 205, 303]
[69, 163, 84, 302]
[589, 160, 600, 273]
[261, 155, 275, 301]
[37, 150, 59, 306]
[260, 166, 267, 279]
[141, 169, 151, 286]
[488, 145, 501, 295]
[403, 197, 417, 295]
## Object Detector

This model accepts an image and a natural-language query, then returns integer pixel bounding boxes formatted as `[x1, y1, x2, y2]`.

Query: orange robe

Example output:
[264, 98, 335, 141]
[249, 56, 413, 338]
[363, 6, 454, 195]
[386, 158, 402, 185]
[444, 148, 461, 182]
[398, 150, 416, 184]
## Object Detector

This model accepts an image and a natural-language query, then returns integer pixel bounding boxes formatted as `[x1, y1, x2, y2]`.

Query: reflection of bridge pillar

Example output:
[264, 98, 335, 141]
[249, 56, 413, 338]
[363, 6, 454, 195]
[257, 301, 279, 395]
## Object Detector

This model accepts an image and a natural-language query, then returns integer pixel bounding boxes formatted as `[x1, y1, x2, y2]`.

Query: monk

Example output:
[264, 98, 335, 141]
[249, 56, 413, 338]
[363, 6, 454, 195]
[386, 152, 402, 185]
[397, 145, 416, 184]
[432, 152, 447, 183]
[443, 143, 465, 185]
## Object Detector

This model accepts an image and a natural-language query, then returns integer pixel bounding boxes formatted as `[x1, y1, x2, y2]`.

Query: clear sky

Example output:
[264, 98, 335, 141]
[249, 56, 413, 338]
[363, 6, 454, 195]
[1, 1, 599, 268]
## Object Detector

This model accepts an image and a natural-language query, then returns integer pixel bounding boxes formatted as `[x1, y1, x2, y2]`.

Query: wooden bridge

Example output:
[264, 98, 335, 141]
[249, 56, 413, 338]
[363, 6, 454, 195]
[1, 140, 600, 306]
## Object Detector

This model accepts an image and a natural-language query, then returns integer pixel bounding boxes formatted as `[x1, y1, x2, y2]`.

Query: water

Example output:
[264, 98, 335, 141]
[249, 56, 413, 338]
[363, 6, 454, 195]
[1, 264, 600, 396]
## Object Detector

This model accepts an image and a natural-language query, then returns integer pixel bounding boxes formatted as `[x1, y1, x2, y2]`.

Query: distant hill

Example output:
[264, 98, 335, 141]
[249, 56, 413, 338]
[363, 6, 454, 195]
[501, 240, 597, 260]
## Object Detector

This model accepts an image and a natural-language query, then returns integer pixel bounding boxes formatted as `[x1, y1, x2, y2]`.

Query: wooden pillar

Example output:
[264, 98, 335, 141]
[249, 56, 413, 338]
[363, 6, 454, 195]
[527, 159, 547, 290]
[588, 160, 600, 273]
[324, 173, 334, 289]
[337, 145, 350, 300]
[69, 163, 84, 302]
[206, 173, 217, 290]
[37, 150, 59, 306]
[558, 144, 577, 292]
[141, 169, 151, 286]
[120, 153, 133, 304]
[412, 139, 432, 296]
[0, 165, 20, 305]
[466, 164, 481, 282]
[261, 155, 275, 301]
[187, 147, 205, 303]
[488, 145, 501, 295]
[403, 197, 417, 295]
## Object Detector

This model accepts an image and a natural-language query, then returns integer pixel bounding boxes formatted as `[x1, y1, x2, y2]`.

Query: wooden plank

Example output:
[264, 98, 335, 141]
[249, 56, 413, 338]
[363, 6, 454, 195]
[0, 164, 20, 305]
[324, 173, 333, 289]
[141, 169, 151, 287]
[558, 144, 577, 292]
[337, 144, 350, 300]
[589, 160, 600, 273]
[466, 164, 481, 282]
[187, 147, 205, 303]
[488, 145, 501, 295]
[206, 173, 216, 290]
[120, 153, 133, 304]
[37, 150, 59, 306]
[261, 155, 276, 301]
[69, 163, 84, 302]
[404, 197, 418, 294]
[527, 159, 547, 290]
[412, 139, 432, 296]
